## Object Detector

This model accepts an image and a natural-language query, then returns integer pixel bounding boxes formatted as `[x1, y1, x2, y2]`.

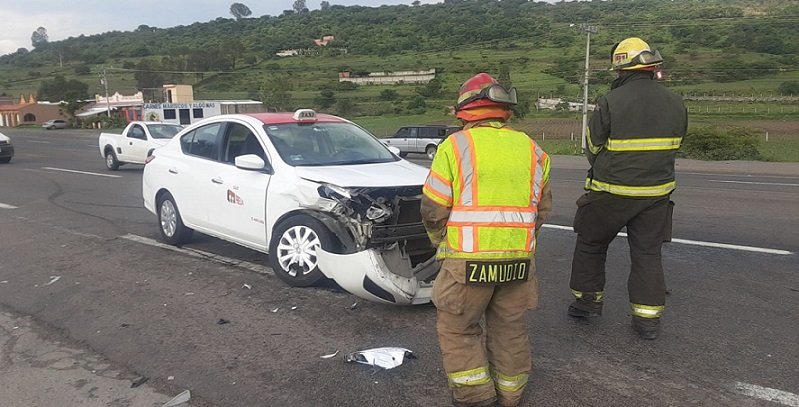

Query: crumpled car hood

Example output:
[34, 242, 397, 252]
[294, 160, 428, 187]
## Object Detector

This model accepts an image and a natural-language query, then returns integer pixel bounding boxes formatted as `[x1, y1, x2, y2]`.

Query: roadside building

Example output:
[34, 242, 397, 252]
[0, 94, 66, 127]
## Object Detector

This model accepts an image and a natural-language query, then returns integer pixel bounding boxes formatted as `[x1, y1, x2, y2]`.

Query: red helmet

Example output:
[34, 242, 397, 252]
[455, 73, 518, 112]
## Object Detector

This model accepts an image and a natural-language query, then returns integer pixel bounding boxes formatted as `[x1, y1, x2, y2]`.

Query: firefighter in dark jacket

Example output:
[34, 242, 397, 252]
[567, 37, 688, 340]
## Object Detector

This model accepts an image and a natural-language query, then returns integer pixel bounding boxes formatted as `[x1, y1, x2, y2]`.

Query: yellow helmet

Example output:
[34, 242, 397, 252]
[610, 37, 664, 71]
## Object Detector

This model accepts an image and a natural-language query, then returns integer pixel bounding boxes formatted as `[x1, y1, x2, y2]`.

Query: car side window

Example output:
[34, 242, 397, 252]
[420, 127, 438, 139]
[408, 127, 419, 139]
[129, 125, 146, 140]
[180, 123, 223, 160]
[224, 123, 265, 164]
[394, 127, 409, 138]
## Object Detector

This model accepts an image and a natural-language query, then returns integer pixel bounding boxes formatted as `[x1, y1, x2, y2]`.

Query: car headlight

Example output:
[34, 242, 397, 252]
[318, 183, 352, 200]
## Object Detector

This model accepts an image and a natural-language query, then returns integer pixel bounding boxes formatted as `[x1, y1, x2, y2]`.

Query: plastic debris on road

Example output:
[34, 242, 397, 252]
[320, 350, 340, 359]
[44, 276, 61, 286]
[344, 347, 416, 370]
[161, 390, 191, 407]
[242, 283, 252, 289]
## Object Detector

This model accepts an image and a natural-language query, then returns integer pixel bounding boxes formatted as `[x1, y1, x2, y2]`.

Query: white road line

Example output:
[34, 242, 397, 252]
[708, 179, 799, 187]
[681, 171, 799, 180]
[541, 224, 793, 255]
[0, 203, 18, 209]
[25, 140, 52, 144]
[734, 382, 799, 407]
[121, 234, 273, 275]
[41, 167, 122, 178]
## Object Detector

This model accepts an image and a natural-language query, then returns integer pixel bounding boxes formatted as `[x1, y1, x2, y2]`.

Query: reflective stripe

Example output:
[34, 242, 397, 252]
[631, 303, 664, 319]
[449, 208, 537, 227]
[606, 137, 682, 152]
[450, 132, 475, 206]
[423, 171, 453, 206]
[448, 365, 492, 388]
[491, 370, 528, 393]
[572, 290, 604, 302]
[461, 226, 475, 252]
[586, 179, 675, 197]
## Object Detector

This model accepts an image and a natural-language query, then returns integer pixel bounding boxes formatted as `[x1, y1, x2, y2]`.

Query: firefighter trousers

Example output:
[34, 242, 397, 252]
[570, 191, 670, 316]
[432, 258, 538, 407]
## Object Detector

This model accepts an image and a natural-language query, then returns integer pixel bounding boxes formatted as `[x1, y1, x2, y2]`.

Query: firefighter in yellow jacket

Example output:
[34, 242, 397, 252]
[421, 73, 552, 407]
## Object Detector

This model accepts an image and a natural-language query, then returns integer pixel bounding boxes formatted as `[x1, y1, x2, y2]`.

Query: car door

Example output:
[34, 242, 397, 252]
[170, 122, 226, 229]
[206, 121, 270, 248]
[120, 124, 150, 163]
[383, 127, 411, 153]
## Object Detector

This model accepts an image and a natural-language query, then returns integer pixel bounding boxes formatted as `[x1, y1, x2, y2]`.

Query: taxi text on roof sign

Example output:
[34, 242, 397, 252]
[293, 109, 318, 122]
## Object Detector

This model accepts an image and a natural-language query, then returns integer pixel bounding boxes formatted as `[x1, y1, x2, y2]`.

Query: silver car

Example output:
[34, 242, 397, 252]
[42, 119, 68, 130]
[382, 125, 461, 159]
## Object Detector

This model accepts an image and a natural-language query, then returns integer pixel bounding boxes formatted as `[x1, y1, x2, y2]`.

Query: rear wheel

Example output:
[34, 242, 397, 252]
[157, 193, 193, 245]
[426, 145, 437, 160]
[105, 150, 120, 170]
[0, 157, 10, 164]
[268, 215, 332, 287]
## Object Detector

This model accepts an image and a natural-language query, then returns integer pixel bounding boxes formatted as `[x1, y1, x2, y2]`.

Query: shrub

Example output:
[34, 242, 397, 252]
[681, 126, 761, 161]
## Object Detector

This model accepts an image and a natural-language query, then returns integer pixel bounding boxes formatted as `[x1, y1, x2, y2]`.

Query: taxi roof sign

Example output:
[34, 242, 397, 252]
[293, 109, 318, 122]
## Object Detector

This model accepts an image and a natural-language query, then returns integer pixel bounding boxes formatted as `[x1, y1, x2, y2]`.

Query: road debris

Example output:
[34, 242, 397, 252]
[130, 376, 149, 388]
[320, 350, 340, 359]
[344, 347, 416, 370]
[184, 292, 195, 296]
[0, 280, 8, 284]
[161, 390, 191, 407]
[350, 302, 359, 310]
[167, 376, 175, 380]
[291, 306, 298, 310]
[242, 283, 252, 289]
[217, 318, 230, 325]
[44, 276, 61, 286]
[271, 307, 279, 313]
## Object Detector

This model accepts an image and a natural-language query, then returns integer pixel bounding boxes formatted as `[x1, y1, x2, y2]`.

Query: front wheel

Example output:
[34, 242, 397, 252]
[105, 150, 120, 170]
[268, 216, 332, 287]
[426, 145, 437, 160]
[157, 193, 193, 245]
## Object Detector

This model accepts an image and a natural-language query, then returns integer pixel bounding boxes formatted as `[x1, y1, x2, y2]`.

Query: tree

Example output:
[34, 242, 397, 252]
[260, 77, 293, 111]
[31, 27, 49, 49]
[315, 90, 336, 109]
[497, 66, 512, 88]
[37, 75, 89, 102]
[379, 89, 399, 101]
[778, 81, 799, 96]
[293, 0, 308, 13]
[412, 0, 421, 5]
[320, 1, 331, 11]
[230, 3, 252, 19]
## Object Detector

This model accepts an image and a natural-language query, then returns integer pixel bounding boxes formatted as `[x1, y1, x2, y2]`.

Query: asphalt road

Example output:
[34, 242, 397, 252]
[1, 128, 798, 407]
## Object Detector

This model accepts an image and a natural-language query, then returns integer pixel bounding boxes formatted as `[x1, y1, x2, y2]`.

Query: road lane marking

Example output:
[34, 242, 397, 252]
[541, 224, 793, 255]
[681, 171, 799, 180]
[25, 140, 52, 144]
[735, 382, 799, 407]
[0, 203, 18, 209]
[708, 180, 799, 187]
[121, 234, 274, 275]
[41, 167, 122, 178]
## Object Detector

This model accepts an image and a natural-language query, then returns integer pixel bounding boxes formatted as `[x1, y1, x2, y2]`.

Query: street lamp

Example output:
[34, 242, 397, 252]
[578, 24, 598, 153]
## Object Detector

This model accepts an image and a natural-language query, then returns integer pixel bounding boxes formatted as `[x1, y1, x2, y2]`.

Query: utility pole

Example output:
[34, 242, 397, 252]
[100, 69, 110, 117]
[579, 25, 598, 153]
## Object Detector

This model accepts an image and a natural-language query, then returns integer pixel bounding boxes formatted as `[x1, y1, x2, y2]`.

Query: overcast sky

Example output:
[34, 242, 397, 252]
[0, 0, 446, 56]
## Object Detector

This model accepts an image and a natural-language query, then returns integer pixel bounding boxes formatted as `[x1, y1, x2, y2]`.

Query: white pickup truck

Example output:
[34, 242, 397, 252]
[99, 121, 184, 170]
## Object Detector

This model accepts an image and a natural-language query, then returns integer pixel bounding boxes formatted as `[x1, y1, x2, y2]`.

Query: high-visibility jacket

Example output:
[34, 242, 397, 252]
[585, 72, 688, 197]
[423, 124, 550, 259]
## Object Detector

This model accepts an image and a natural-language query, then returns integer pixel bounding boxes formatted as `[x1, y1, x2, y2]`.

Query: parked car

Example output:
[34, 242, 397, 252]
[99, 121, 184, 170]
[42, 119, 68, 130]
[381, 124, 461, 159]
[0, 131, 14, 163]
[142, 109, 439, 305]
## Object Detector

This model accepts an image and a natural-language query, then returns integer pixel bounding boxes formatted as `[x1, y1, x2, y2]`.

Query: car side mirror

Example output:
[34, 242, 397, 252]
[235, 154, 273, 174]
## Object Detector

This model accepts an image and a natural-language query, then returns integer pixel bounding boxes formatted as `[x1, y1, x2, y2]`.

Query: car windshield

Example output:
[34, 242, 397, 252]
[264, 122, 398, 167]
[149, 124, 184, 139]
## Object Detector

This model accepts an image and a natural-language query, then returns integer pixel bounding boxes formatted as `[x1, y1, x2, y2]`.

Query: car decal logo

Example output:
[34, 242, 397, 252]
[227, 190, 244, 205]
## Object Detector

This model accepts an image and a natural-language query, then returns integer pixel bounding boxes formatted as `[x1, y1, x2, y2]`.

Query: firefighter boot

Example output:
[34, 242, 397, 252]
[631, 316, 660, 340]
[567, 292, 603, 318]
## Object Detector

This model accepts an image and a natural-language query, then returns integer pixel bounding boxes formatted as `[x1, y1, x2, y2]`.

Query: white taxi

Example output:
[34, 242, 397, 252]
[142, 109, 439, 305]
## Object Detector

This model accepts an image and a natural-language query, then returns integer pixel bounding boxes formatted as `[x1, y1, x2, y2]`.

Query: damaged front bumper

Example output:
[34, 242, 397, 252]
[317, 244, 439, 305]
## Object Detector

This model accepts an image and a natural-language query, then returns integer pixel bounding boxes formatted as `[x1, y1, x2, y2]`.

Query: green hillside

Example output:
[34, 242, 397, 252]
[1, 0, 798, 126]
